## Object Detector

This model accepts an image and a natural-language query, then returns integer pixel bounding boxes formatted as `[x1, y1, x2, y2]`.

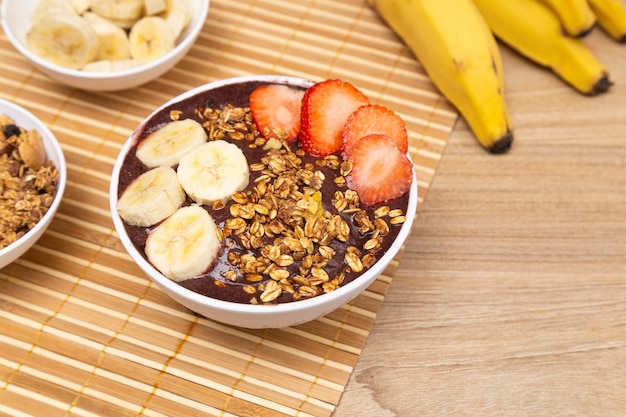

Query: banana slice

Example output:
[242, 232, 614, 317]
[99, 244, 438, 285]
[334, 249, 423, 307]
[112, 58, 145, 70]
[26, 13, 99, 70]
[71, 0, 92, 14]
[83, 12, 131, 61]
[135, 118, 208, 168]
[177, 140, 250, 205]
[144, 0, 167, 15]
[82, 59, 115, 72]
[159, 0, 193, 39]
[145, 205, 221, 282]
[31, 0, 77, 24]
[90, 0, 143, 28]
[116, 165, 186, 227]
[128, 16, 176, 61]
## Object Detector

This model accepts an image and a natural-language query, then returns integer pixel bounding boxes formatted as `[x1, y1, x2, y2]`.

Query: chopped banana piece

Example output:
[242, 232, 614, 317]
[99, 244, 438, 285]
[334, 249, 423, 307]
[26, 0, 195, 72]
[145, 205, 221, 282]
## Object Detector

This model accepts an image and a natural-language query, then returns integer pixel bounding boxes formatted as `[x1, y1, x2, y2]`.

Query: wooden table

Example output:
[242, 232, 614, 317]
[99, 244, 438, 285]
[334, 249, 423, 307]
[335, 30, 626, 416]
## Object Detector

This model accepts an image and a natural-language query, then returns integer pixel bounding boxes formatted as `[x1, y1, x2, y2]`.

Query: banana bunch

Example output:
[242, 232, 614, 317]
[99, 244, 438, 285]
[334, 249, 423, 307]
[25, 0, 193, 71]
[369, 0, 625, 153]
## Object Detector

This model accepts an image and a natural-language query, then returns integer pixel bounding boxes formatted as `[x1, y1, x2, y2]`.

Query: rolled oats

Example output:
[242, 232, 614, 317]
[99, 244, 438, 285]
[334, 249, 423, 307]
[389, 215, 407, 225]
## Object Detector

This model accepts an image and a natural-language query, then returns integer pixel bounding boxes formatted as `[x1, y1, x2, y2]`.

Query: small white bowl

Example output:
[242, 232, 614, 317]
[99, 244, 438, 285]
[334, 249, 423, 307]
[110, 75, 418, 328]
[0, 0, 209, 92]
[0, 98, 67, 269]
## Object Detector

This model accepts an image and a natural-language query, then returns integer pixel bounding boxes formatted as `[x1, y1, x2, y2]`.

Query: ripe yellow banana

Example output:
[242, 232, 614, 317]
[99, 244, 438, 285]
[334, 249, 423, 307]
[536, 0, 597, 37]
[473, 0, 612, 96]
[587, 0, 626, 42]
[369, 0, 513, 153]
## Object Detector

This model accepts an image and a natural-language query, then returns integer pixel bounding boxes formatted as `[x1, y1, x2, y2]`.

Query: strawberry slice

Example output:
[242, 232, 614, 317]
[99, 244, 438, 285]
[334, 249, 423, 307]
[346, 134, 413, 206]
[341, 104, 409, 159]
[299, 79, 370, 156]
[249, 84, 305, 143]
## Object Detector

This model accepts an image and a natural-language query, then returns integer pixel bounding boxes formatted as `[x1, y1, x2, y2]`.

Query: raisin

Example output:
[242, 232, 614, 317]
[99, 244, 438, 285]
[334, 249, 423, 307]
[3, 124, 21, 139]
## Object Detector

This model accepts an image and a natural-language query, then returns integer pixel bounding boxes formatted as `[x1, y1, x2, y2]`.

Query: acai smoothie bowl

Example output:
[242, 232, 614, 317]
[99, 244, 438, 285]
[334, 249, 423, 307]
[109, 75, 417, 329]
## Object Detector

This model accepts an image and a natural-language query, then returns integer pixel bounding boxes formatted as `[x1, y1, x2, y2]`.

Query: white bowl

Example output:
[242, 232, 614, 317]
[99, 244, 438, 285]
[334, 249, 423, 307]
[0, 0, 209, 92]
[109, 75, 418, 328]
[0, 98, 67, 269]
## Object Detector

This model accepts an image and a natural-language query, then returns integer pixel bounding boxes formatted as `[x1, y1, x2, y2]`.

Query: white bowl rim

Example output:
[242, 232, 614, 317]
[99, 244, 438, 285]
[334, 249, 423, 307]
[109, 74, 418, 316]
[0, 0, 210, 80]
[0, 97, 67, 258]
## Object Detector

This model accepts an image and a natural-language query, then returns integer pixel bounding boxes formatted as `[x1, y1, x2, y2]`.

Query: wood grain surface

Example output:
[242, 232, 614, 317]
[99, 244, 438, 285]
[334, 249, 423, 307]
[334, 29, 626, 417]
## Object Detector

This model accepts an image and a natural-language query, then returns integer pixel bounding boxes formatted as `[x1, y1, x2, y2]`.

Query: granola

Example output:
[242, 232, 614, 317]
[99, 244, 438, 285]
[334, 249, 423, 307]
[0, 114, 59, 250]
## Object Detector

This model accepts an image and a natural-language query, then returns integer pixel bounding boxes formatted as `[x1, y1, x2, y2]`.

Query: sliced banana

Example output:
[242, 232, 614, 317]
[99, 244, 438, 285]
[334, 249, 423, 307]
[135, 118, 208, 168]
[83, 12, 131, 61]
[128, 16, 176, 61]
[90, 0, 143, 28]
[111, 58, 145, 70]
[145, 205, 221, 282]
[26, 13, 99, 70]
[177, 140, 250, 205]
[82, 59, 115, 72]
[144, 0, 167, 16]
[71, 0, 92, 14]
[28, 0, 195, 73]
[31, 0, 77, 24]
[116, 165, 186, 227]
[159, 0, 193, 39]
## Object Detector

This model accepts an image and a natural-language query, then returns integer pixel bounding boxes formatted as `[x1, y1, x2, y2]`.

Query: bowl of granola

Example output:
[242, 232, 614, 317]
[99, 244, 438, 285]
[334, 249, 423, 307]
[0, 98, 66, 269]
[109, 75, 417, 328]
[1, 0, 209, 91]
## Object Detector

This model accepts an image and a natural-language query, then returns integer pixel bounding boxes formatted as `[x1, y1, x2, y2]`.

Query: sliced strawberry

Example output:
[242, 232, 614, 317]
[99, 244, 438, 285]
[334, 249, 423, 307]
[249, 84, 305, 143]
[299, 79, 370, 157]
[341, 104, 409, 159]
[346, 134, 413, 206]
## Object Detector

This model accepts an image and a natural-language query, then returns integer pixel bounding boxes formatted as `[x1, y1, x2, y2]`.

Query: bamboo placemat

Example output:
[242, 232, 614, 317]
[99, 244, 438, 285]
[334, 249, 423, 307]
[0, 0, 458, 415]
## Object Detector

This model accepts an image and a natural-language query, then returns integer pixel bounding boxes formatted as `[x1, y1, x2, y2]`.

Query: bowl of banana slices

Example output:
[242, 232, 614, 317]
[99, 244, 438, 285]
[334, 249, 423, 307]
[0, 0, 209, 91]
[109, 75, 418, 329]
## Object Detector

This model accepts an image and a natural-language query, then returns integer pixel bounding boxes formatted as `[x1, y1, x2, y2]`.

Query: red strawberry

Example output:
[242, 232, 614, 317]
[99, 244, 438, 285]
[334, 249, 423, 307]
[249, 84, 305, 143]
[346, 134, 413, 206]
[299, 79, 370, 157]
[341, 104, 409, 159]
